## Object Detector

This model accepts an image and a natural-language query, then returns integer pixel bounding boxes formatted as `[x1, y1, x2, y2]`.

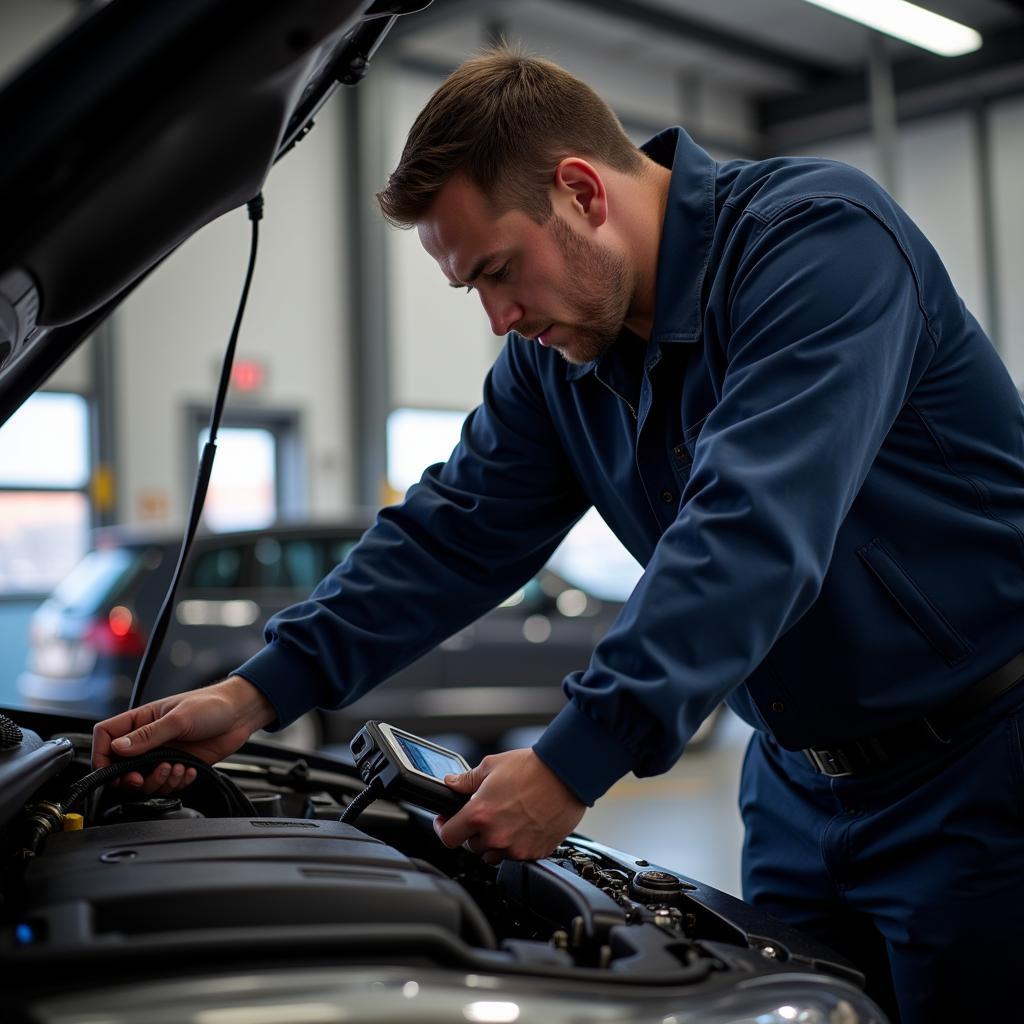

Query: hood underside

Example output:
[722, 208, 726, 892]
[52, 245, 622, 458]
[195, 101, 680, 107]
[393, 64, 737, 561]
[0, 0, 428, 426]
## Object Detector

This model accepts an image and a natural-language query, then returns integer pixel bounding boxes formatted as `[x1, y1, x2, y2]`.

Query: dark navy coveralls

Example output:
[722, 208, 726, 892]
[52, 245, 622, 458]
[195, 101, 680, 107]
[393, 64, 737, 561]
[239, 129, 1024, 1022]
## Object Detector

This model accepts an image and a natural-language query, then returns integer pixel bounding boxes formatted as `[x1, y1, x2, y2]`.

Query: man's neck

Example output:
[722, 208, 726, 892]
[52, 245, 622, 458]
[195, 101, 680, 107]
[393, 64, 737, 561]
[622, 160, 672, 341]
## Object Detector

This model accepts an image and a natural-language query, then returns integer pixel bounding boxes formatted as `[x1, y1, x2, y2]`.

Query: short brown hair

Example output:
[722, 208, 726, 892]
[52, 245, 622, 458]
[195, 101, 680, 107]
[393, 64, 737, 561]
[376, 46, 644, 228]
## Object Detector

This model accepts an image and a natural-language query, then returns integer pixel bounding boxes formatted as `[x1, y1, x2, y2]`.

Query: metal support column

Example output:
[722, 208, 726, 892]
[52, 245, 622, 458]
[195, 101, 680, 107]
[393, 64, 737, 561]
[971, 100, 1002, 353]
[341, 62, 394, 508]
[866, 29, 900, 198]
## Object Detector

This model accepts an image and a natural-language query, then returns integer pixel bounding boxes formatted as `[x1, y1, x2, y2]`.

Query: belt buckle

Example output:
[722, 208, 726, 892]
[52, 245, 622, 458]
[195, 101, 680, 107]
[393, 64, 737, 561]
[804, 746, 855, 777]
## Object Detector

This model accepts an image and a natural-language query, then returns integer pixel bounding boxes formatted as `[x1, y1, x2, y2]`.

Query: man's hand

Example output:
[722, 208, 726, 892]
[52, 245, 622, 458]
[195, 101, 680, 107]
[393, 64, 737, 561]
[92, 675, 276, 796]
[434, 748, 586, 864]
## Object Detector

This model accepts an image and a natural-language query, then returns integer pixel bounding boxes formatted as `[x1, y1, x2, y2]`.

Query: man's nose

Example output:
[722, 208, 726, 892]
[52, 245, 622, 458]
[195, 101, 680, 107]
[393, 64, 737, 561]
[481, 292, 523, 337]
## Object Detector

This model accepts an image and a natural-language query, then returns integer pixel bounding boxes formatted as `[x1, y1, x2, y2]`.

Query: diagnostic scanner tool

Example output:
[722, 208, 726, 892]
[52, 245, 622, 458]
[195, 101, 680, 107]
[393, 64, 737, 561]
[349, 721, 470, 817]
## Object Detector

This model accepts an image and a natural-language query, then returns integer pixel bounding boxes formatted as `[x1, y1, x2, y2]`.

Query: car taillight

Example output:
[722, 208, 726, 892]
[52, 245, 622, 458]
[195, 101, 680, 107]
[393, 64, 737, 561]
[84, 606, 147, 657]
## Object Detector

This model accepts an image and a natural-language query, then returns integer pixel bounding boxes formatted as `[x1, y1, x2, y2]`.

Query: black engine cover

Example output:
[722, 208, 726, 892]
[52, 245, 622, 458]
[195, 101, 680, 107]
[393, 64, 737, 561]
[18, 817, 476, 949]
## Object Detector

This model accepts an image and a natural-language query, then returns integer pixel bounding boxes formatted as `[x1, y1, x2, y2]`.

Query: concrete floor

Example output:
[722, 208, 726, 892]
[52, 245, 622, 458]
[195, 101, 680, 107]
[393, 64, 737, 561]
[579, 709, 754, 897]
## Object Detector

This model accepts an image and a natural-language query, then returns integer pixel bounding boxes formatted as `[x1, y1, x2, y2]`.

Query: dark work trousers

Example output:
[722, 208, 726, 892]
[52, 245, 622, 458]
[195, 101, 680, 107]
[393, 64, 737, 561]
[739, 684, 1024, 1024]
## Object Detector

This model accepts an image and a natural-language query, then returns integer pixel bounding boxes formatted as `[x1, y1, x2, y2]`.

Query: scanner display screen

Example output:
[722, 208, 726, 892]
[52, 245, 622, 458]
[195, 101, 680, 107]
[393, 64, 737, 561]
[396, 734, 464, 779]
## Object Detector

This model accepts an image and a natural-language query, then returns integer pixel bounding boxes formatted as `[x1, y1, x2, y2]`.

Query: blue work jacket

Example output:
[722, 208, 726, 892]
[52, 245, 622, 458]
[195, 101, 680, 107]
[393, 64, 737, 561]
[239, 128, 1024, 806]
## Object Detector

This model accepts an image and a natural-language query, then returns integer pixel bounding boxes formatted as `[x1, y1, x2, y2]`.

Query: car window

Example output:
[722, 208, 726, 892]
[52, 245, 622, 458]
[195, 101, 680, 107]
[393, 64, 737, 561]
[187, 545, 245, 590]
[49, 547, 142, 614]
[253, 536, 359, 589]
[283, 540, 319, 589]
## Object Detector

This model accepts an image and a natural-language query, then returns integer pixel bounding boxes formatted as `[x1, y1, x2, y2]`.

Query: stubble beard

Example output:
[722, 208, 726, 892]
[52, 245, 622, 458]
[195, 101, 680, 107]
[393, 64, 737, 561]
[548, 215, 633, 366]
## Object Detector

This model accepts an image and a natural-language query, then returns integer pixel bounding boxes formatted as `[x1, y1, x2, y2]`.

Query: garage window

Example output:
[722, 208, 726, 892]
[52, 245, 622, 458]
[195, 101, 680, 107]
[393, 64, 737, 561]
[386, 406, 642, 601]
[386, 407, 467, 493]
[0, 393, 91, 594]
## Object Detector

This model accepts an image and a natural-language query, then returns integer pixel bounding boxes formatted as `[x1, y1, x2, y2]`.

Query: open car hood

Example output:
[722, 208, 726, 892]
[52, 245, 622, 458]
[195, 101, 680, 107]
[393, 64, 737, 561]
[0, 0, 429, 426]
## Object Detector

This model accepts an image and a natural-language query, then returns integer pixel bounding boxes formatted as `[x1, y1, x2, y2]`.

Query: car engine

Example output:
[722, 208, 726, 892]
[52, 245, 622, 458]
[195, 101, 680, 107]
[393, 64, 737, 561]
[1, 709, 886, 1023]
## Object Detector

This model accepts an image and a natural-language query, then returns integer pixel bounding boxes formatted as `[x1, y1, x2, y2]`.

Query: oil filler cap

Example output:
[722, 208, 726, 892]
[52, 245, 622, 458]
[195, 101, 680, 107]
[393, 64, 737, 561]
[630, 869, 697, 902]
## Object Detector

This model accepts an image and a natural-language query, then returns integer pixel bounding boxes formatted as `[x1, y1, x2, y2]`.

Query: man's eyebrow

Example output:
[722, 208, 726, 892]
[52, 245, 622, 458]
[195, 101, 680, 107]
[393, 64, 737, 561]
[448, 252, 505, 288]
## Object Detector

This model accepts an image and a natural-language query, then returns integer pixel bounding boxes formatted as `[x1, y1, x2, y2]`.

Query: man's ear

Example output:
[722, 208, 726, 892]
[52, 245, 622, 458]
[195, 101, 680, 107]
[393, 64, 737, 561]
[553, 158, 608, 227]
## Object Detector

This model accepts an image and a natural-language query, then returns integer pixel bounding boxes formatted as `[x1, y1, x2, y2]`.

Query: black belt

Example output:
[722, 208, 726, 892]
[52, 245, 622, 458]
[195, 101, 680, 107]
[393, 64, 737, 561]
[803, 650, 1024, 777]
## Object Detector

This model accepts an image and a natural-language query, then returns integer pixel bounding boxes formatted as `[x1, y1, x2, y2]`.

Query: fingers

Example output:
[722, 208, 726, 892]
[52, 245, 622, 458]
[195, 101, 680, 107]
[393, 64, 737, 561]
[434, 819, 506, 864]
[147, 763, 198, 796]
[108, 706, 187, 759]
[463, 838, 506, 865]
[92, 701, 167, 769]
[434, 806, 475, 850]
[432, 749, 585, 862]
[435, 804, 510, 855]
[111, 763, 199, 797]
[443, 755, 493, 795]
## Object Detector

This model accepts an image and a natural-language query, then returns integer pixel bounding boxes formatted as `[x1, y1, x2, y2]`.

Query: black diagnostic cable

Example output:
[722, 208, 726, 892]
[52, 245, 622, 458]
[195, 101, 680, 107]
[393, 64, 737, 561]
[62, 746, 257, 817]
[128, 194, 265, 711]
[339, 777, 384, 825]
[21, 746, 258, 857]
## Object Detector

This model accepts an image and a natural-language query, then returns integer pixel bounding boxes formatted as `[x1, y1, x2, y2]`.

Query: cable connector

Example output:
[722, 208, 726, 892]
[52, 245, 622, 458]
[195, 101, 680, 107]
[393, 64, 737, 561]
[247, 192, 265, 222]
[21, 800, 66, 858]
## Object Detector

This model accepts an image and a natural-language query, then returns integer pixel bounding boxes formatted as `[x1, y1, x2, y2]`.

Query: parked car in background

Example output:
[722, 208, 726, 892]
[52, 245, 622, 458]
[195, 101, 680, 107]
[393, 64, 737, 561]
[18, 520, 634, 750]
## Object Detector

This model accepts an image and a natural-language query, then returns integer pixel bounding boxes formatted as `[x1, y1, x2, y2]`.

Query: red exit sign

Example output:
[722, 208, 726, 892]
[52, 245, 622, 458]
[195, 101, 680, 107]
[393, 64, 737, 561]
[230, 359, 266, 393]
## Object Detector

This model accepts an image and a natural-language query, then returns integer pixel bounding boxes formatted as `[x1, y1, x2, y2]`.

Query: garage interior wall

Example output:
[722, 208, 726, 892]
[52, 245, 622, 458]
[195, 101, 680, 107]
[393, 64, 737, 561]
[2, 2, 1023, 526]
[112, 102, 354, 529]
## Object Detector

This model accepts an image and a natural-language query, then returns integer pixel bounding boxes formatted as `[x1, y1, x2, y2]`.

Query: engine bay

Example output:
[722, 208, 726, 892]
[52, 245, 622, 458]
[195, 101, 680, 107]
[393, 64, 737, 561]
[1, 709, 878, 1021]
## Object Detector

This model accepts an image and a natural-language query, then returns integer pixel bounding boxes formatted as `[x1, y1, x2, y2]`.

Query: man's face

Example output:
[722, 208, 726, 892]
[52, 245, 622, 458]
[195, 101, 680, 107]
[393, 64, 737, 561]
[417, 176, 632, 365]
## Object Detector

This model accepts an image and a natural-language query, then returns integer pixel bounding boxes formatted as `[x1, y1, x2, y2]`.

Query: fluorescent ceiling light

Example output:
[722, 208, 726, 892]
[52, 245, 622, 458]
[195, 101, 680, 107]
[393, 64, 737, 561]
[801, 0, 982, 57]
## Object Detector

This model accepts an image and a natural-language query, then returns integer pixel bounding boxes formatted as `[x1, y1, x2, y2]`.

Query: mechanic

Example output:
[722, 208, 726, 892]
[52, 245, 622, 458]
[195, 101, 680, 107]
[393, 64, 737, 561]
[93, 48, 1024, 1023]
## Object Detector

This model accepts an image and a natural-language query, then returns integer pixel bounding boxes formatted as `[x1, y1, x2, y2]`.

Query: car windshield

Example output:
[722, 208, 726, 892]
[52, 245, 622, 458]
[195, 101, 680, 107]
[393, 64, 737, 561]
[50, 548, 138, 615]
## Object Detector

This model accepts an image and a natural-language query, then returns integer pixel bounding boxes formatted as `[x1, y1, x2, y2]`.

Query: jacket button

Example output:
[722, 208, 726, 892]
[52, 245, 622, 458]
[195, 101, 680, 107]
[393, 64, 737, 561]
[661, 490, 674, 503]
[771, 701, 785, 713]
[673, 445, 684, 456]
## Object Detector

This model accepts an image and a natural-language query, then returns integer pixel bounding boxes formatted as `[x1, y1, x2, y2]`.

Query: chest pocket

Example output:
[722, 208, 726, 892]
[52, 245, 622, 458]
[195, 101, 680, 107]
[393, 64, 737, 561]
[669, 413, 710, 487]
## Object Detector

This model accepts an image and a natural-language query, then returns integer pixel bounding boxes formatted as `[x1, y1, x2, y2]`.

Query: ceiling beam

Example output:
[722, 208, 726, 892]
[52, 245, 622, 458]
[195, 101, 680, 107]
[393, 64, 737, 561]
[760, 23, 1024, 148]
[558, 0, 840, 82]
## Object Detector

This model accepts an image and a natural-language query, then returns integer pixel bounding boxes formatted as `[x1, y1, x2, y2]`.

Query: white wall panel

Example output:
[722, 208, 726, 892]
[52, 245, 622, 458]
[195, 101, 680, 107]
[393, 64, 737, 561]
[387, 72, 499, 414]
[810, 135, 880, 179]
[115, 99, 353, 527]
[897, 114, 988, 335]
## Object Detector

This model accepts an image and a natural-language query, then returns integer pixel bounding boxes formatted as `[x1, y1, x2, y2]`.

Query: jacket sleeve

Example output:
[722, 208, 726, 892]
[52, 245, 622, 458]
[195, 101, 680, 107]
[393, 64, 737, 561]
[534, 197, 937, 804]
[235, 338, 590, 728]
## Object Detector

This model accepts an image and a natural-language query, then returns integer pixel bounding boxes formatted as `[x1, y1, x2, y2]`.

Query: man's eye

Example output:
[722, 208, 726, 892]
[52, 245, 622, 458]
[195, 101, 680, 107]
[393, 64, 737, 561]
[462, 265, 508, 294]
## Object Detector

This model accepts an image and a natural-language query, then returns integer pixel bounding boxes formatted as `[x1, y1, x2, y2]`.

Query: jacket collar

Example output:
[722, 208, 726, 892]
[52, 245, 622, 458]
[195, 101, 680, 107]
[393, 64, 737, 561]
[564, 127, 717, 382]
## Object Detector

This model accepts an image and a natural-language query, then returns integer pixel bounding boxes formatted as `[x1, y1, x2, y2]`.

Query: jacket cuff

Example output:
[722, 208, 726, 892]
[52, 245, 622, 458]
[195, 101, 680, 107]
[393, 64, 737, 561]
[233, 641, 322, 732]
[532, 701, 636, 806]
